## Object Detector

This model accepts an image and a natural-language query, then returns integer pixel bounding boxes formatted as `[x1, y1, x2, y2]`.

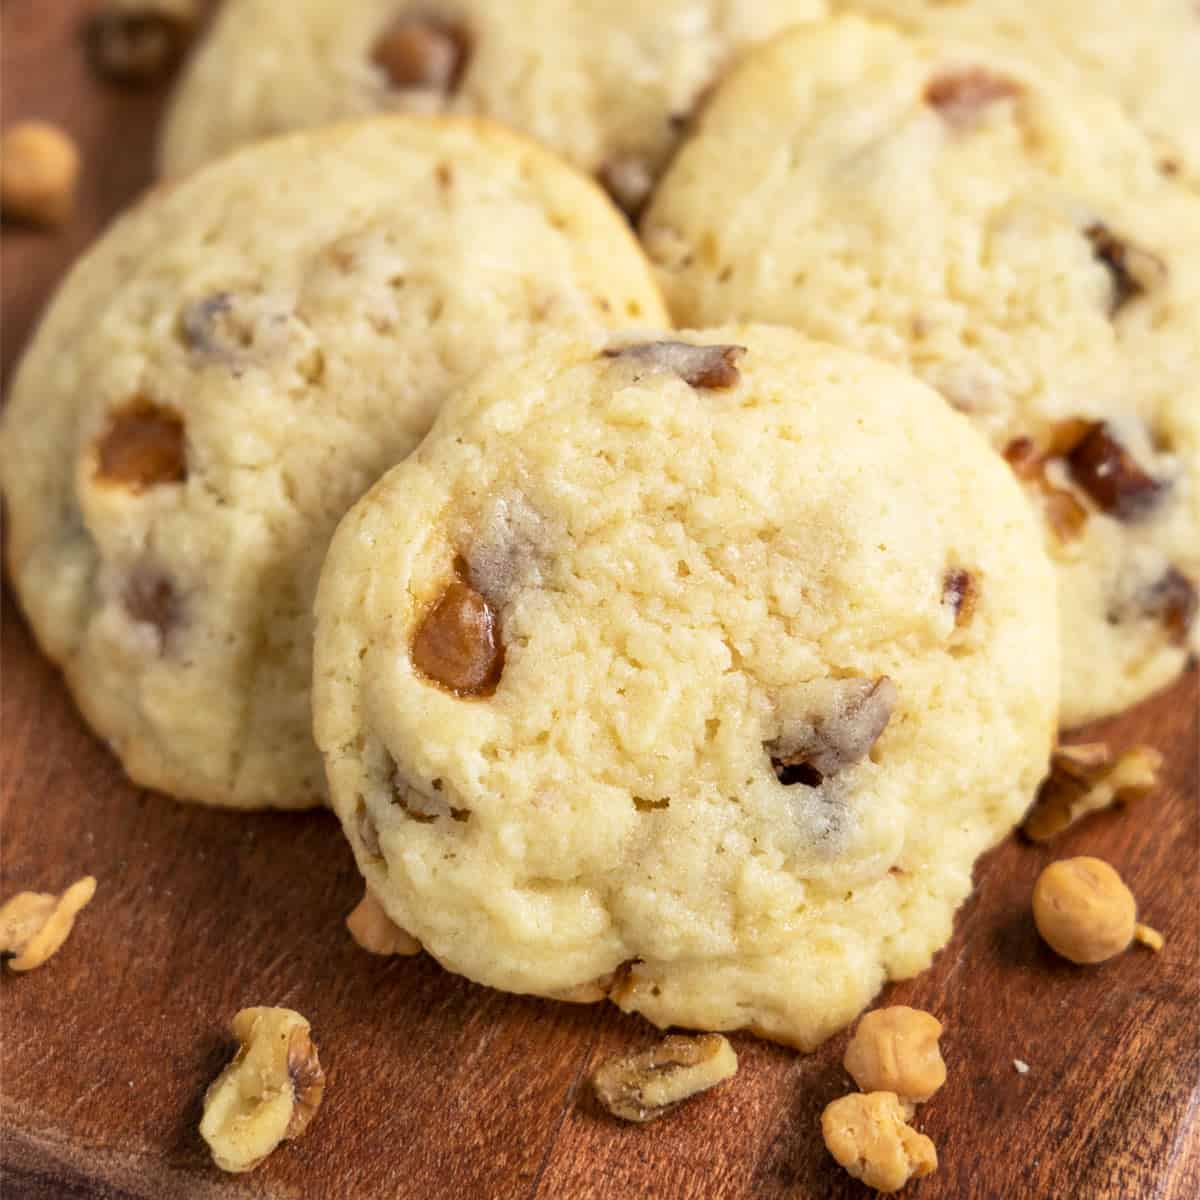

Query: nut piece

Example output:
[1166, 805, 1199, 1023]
[200, 1007, 325, 1174]
[122, 568, 179, 644]
[1134, 923, 1164, 952]
[603, 340, 746, 389]
[597, 155, 656, 220]
[0, 877, 96, 972]
[1140, 566, 1197, 644]
[1033, 856, 1137, 965]
[770, 676, 897, 786]
[346, 890, 421, 956]
[84, 0, 198, 86]
[411, 572, 504, 695]
[95, 400, 187, 491]
[843, 1007, 946, 1105]
[0, 121, 81, 228]
[372, 15, 471, 92]
[1022, 743, 1162, 841]
[591, 1033, 737, 1123]
[822, 1091, 938, 1194]
[942, 568, 977, 627]
[1065, 422, 1165, 520]
[1085, 223, 1166, 313]
[925, 68, 1021, 131]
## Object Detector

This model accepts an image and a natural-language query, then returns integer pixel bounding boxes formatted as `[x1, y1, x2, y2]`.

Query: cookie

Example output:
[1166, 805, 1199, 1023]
[158, 0, 825, 214]
[312, 325, 1060, 1049]
[0, 116, 666, 809]
[834, 0, 1200, 188]
[643, 17, 1200, 726]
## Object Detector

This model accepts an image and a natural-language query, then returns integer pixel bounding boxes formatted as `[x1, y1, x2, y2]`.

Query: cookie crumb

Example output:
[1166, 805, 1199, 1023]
[0, 121, 80, 228]
[591, 1033, 736, 1123]
[1012, 1059, 1030, 1075]
[1133, 923, 1164, 953]
[0, 876, 96, 971]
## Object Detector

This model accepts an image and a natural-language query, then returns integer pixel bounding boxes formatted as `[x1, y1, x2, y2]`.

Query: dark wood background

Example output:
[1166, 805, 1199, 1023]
[2, 3, 1197, 1197]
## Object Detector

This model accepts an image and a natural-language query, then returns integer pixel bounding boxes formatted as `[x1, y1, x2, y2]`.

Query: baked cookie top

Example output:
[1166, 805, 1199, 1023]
[643, 17, 1200, 726]
[0, 115, 666, 809]
[313, 324, 1059, 1049]
[159, 0, 825, 215]
[833, 0, 1200, 189]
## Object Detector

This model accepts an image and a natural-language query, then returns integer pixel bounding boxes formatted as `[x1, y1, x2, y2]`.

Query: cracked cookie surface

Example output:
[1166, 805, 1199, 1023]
[313, 324, 1059, 1048]
[644, 17, 1200, 725]
[0, 116, 665, 808]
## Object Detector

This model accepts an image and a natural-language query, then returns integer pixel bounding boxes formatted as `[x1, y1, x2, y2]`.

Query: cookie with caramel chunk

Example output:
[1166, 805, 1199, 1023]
[313, 324, 1059, 1048]
[0, 116, 666, 808]
[158, 0, 824, 215]
[644, 16, 1200, 724]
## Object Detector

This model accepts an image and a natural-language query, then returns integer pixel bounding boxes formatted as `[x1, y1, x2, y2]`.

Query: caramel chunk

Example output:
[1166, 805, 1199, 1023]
[95, 401, 186, 491]
[346, 890, 421, 956]
[0, 122, 80, 228]
[372, 15, 470, 92]
[822, 1091, 937, 1193]
[925, 68, 1021, 130]
[123, 570, 179, 642]
[603, 340, 745, 389]
[844, 1007, 947, 1105]
[1066, 422, 1164, 520]
[1085, 223, 1166, 314]
[84, 1, 197, 86]
[942, 568, 977, 627]
[412, 574, 503, 695]
[1033, 857, 1137, 965]
[591, 1033, 737, 1123]
[1140, 566, 1197, 644]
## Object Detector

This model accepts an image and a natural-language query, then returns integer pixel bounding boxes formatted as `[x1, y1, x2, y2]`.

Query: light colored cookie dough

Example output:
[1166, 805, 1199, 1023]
[0, 116, 666, 809]
[644, 17, 1200, 726]
[834, 0, 1200, 189]
[159, 0, 825, 213]
[313, 325, 1059, 1049]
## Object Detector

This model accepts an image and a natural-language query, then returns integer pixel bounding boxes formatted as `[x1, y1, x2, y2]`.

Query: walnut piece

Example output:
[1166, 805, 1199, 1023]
[925, 68, 1021, 130]
[597, 155, 656, 220]
[1022, 743, 1162, 841]
[356, 803, 383, 858]
[84, 0, 198, 86]
[200, 1007, 325, 1174]
[1085, 223, 1166, 314]
[95, 400, 187, 491]
[372, 15, 471, 92]
[1003, 436, 1089, 542]
[942, 568, 977, 627]
[0, 877, 96, 972]
[1140, 566, 1197, 644]
[1065, 422, 1165, 520]
[603, 340, 746, 389]
[411, 571, 504, 695]
[591, 1033, 737, 1123]
[770, 676, 896, 785]
[821, 1091, 938, 1194]
[346, 890, 421, 956]
[0, 121, 80, 228]
[122, 569, 179, 644]
[1033, 857, 1137, 965]
[843, 1007, 946, 1105]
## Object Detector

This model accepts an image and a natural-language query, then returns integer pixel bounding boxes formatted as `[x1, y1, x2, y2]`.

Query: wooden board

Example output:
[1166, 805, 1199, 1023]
[2, 4, 1198, 1197]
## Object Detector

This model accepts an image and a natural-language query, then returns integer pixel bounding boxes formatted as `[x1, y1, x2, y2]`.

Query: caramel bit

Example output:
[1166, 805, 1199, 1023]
[844, 1007, 946, 1105]
[925, 68, 1021, 130]
[591, 1033, 737, 1123]
[95, 400, 186, 491]
[372, 15, 471, 93]
[1004, 433, 1087, 539]
[942, 568, 977, 627]
[770, 676, 897, 786]
[603, 341, 746, 389]
[598, 156, 656, 220]
[84, 1, 198, 86]
[1023, 742, 1162, 841]
[123, 570, 179, 641]
[0, 121, 81, 228]
[1033, 857, 1136, 964]
[1065, 422, 1165, 520]
[1141, 566, 1197, 644]
[346, 890, 421, 956]
[1085, 223, 1166, 314]
[822, 1091, 938, 1193]
[412, 566, 503, 696]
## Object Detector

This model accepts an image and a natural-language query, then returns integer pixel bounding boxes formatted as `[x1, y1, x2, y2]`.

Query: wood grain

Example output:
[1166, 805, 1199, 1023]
[2, 4, 1198, 1197]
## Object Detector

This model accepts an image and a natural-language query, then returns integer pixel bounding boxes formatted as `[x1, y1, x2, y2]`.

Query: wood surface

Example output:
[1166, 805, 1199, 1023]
[1, 4, 1198, 1198]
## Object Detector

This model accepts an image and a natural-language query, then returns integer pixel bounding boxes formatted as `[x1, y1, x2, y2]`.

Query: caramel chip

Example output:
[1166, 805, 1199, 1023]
[412, 572, 503, 695]
[925, 68, 1021, 130]
[95, 400, 186, 491]
[372, 15, 470, 93]
[1065, 422, 1165, 520]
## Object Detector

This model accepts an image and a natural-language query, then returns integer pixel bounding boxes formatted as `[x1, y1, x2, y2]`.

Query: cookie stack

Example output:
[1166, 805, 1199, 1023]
[1, 1, 1195, 1055]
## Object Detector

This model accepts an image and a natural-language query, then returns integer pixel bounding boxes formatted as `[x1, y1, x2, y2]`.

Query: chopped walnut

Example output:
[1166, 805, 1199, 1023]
[843, 1007, 946, 1105]
[200, 1007, 325, 1174]
[925, 68, 1021, 130]
[84, 0, 198, 86]
[1065, 422, 1165, 520]
[603, 340, 745, 389]
[1032, 856, 1137, 965]
[356, 803, 383, 858]
[822, 1091, 938, 1193]
[0, 121, 80, 228]
[346, 890, 421, 956]
[1003, 435, 1090, 541]
[770, 676, 896, 786]
[411, 566, 504, 695]
[1134, 923, 1164, 952]
[942, 568, 977, 627]
[181, 292, 238, 357]
[122, 569, 179, 643]
[1022, 743, 1162, 841]
[95, 400, 187, 491]
[0, 876, 96, 972]
[1085, 223, 1166, 314]
[591, 1033, 737, 1123]
[598, 155, 656, 220]
[1140, 566, 1198, 644]
[372, 14, 470, 92]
